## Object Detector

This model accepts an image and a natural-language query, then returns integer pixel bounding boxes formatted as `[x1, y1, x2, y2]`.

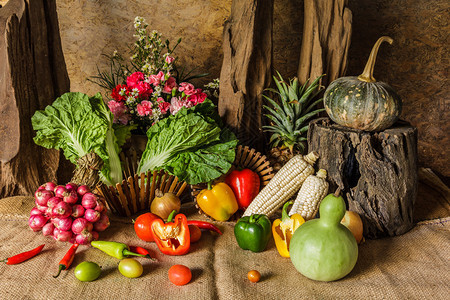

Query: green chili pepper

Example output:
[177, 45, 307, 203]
[234, 214, 272, 252]
[91, 241, 147, 259]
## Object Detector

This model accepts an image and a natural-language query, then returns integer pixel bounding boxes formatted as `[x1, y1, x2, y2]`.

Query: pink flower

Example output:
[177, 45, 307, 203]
[170, 97, 193, 115]
[187, 89, 207, 105]
[127, 72, 145, 88]
[148, 71, 165, 86]
[163, 77, 178, 94]
[178, 82, 195, 95]
[165, 55, 175, 64]
[158, 101, 170, 114]
[136, 100, 153, 116]
[108, 100, 130, 125]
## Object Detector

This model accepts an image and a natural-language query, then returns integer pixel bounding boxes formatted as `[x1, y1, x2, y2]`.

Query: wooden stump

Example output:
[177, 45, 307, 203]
[308, 118, 418, 239]
[0, 0, 70, 197]
[297, 0, 352, 86]
[218, 0, 273, 151]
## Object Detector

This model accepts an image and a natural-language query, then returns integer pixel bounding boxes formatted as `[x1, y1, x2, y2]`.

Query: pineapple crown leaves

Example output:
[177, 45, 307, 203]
[262, 71, 325, 153]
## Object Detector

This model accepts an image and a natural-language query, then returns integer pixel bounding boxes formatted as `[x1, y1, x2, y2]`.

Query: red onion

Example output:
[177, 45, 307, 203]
[34, 189, 54, 206]
[93, 213, 110, 232]
[36, 204, 48, 213]
[77, 185, 91, 197]
[62, 189, 78, 204]
[29, 215, 48, 231]
[53, 228, 73, 242]
[94, 199, 105, 212]
[42, 222, 55, 236]
[40, 181, 57, 192]
[47, 196, 62, 208]
[56, 217, 73, 231]
[51, 217, 61, 227]
[91, 231, 99, 241]
[72, 218, 93, 234]
[54, 185, 67, 198]
[65, 182, 78, 192]
[52, 201, 72, 218]
[45, 207, 54, 218]
[81, 193, 99, 209]
[84, 209, 100, 223]
[71, 204, 85, 218]
[30, 207, 43, 216]
[75, 231, 94, 245]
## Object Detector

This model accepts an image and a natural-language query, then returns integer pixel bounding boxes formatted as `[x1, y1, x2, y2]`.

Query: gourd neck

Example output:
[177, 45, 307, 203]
[357, 36, 393, 83]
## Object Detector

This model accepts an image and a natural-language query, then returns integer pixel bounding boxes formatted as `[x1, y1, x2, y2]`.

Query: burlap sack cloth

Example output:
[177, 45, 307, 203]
[0, 183, 448, 300]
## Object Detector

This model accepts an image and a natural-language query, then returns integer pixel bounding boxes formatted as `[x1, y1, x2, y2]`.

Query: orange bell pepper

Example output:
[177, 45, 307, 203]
[196, 182, 238, 221]
[272, 201, 305, 257]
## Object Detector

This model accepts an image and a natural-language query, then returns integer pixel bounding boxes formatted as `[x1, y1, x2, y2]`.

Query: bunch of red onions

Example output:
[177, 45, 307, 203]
[29, 182, 110, 245]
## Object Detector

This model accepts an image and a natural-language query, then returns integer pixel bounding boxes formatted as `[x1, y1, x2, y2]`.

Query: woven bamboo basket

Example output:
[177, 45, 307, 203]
[96, 149, 188, 217]
[190, 145, 274, 220]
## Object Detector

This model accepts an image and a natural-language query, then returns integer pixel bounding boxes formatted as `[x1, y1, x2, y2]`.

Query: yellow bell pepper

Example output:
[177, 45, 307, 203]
[272, 201, 305, 257]
[196, 182, 238, 221]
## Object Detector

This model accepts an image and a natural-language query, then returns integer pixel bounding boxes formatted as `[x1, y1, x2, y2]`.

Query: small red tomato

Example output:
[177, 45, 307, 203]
[168, 264, 192, 286]
[189, 224, 202, 243]
[247, 270, 261, 283]
[134, 212, 161, 242]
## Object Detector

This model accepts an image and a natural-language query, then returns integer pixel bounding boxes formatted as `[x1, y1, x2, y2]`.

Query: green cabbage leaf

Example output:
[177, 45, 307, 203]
[137, 100, 238, 184]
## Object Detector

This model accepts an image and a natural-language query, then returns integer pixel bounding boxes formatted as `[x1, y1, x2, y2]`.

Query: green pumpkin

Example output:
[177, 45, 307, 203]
[324, 36, 402, 131]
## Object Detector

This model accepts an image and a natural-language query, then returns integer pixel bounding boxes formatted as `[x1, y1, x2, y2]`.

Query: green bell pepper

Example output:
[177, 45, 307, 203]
[234, 214, 272, 252]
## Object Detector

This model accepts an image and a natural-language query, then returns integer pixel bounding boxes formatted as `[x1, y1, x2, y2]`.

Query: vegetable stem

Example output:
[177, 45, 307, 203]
[358, 36, 393, 83]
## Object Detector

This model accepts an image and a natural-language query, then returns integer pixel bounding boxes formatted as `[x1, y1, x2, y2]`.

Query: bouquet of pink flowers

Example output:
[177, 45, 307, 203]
[108, 69, 208, 128]
[91, 17, 217, 133]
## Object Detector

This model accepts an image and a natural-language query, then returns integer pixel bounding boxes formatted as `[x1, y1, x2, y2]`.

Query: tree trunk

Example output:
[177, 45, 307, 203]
[308, 118, 418, 239]
[298, 0, 352, 86]
[218, 0, 273, 151]
[0, 0, 70, 197]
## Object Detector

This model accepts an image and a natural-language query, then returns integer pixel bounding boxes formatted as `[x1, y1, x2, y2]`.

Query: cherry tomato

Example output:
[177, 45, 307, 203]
[168, 264, 192, 286]
[189, 224, 202, 243]
[134, 212, 161, 242]
[247, 270, 261, 283]
[74, 261, 101, 282]
[118, 258, 143, 278]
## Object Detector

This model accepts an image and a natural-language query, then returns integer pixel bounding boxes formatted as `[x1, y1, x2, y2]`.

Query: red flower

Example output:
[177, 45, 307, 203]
[127, 72, 145, 89]
[111, 84, 128, 102]
[158, 101, 171, 114]
[187, 89, 207, 105]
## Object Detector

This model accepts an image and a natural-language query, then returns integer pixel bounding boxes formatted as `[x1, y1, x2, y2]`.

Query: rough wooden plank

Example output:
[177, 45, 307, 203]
[298, 0, 352, 86]
[0, 0, 70, 197]
[218, 0, 273, 150]
[308, 117, 418, 239]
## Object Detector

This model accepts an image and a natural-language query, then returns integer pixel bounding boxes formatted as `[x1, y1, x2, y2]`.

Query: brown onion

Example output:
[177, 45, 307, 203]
[150, 190, 181, 219]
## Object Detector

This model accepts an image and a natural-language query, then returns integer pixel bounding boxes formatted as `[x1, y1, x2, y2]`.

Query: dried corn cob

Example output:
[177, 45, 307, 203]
[289, 169, 329, 220]
[242, 151, 319, 217]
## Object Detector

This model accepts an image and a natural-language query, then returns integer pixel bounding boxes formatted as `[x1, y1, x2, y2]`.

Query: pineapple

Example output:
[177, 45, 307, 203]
[263, 72, 324, 172]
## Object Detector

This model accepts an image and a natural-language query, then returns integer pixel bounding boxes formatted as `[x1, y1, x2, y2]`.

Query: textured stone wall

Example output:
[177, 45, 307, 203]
[55, 0, 448, 177]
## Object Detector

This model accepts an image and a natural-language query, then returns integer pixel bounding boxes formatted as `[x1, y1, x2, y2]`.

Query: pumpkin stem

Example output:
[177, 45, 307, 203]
[358, 36, 393, 83]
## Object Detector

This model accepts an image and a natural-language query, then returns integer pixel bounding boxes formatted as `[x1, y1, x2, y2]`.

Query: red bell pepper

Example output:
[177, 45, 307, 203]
[225, 169, 260, 209]
[151, 210, 190, 256]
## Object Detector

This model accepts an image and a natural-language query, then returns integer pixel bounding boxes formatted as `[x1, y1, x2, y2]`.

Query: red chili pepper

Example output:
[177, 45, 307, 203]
[225, 169, 260, 209]
[129, 246, 155, 260]
[53, 243, 79, 278]
[187, 220, 223, 235]
[1, 244, 45, 265]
